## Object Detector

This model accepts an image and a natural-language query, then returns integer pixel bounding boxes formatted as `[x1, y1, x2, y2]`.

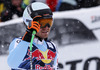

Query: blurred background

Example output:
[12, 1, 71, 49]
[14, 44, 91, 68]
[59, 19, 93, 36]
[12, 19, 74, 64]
[0, 0, 100, 70]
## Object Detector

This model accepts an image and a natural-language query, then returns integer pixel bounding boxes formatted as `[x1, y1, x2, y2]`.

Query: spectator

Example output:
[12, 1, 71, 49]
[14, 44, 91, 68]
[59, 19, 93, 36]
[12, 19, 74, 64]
[58, 0, 78, 11]
[1, 0, 24, 22]
[56, 0, 62, 11]
[0, 0, 6, 22]
[46, 0, 58, 12]
[21, 0, 30, 9]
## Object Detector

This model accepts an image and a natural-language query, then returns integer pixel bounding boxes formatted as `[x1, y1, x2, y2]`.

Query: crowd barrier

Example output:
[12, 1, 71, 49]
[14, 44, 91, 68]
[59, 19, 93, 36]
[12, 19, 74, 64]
[0, 6, 100, 70]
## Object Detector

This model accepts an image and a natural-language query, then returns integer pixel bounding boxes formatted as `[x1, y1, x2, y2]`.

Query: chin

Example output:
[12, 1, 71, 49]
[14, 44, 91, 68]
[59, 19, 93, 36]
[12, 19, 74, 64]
[42, 35, 48, 39]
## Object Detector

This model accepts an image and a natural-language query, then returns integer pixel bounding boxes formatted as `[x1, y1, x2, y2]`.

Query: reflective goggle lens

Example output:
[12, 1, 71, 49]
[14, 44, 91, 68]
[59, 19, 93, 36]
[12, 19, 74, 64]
[38, 18, 53, 28]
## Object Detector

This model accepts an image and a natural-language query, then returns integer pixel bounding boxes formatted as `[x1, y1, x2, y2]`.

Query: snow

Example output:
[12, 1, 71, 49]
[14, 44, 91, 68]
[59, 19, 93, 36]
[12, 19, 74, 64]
[0, 55, 10, 70]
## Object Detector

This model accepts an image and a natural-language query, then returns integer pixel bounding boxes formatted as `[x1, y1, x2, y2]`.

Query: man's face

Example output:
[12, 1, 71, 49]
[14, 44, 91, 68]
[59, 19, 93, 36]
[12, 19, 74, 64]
[36, 26, 51, 39]
[36, 18, 53, 39]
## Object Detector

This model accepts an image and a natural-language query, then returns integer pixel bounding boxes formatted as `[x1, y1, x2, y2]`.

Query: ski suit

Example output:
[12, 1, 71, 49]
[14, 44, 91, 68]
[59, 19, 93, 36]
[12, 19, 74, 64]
[7, 37, 58, 70]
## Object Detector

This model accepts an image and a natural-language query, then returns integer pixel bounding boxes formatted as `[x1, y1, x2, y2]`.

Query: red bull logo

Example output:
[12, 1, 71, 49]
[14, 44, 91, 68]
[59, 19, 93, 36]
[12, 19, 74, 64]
[35, 65, 53, 70]
[25, 49, 56, 64]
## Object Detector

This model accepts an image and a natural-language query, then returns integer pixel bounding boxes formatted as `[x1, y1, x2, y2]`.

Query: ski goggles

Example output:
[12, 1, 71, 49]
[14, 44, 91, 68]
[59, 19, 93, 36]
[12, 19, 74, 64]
[38, 18, 53, 28]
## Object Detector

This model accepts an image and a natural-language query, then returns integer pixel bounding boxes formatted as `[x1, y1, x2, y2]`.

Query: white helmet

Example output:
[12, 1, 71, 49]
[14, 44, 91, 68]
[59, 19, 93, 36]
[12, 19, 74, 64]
[23, 2, 53, 26]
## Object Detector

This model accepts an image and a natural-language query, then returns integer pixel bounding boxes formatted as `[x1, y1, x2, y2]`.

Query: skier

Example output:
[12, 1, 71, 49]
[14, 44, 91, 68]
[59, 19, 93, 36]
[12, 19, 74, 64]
[7, 2, 58, 70]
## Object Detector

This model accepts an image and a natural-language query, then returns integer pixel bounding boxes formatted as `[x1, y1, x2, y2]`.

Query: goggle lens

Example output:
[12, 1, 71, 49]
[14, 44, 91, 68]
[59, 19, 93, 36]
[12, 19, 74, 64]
[38, 18, 53, 28]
